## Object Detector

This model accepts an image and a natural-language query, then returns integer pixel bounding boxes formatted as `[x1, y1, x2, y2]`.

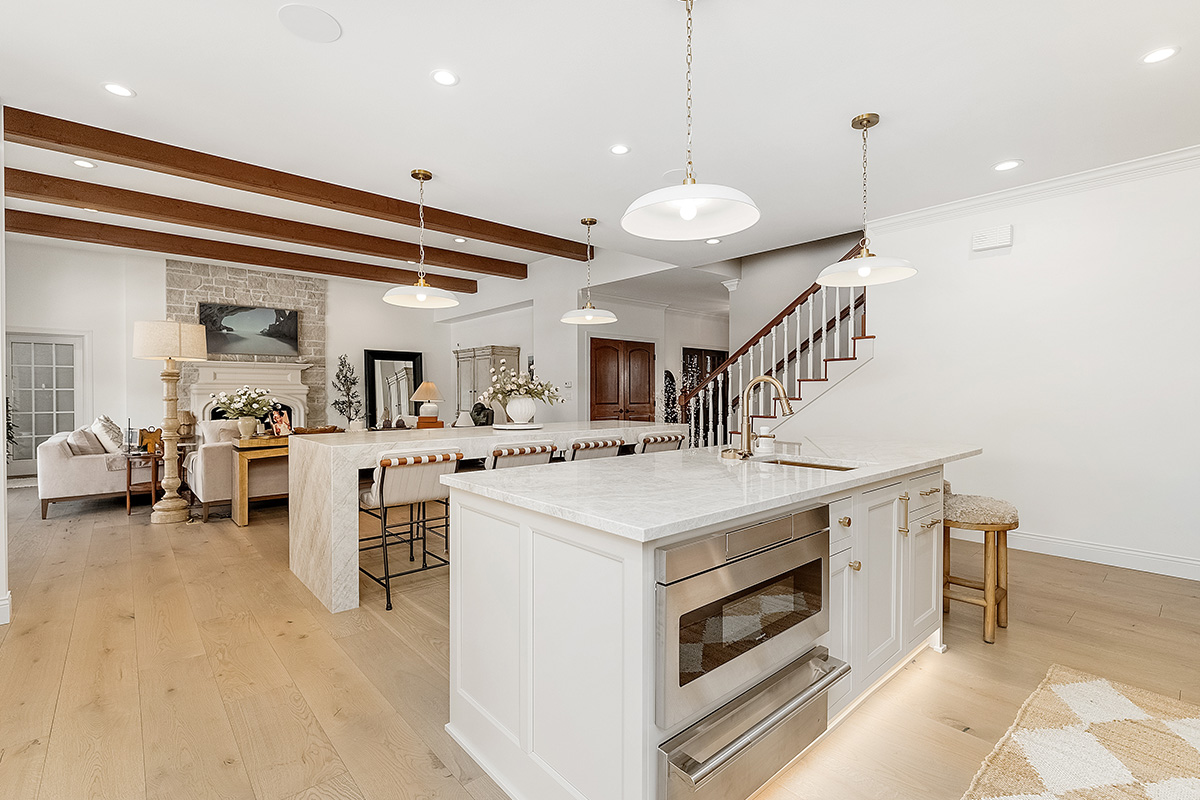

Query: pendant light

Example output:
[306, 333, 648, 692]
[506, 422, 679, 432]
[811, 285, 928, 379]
[561, 218, 618, 325]
[383, 169, 460, 308]
[620, 0, 759, 241]
[817, 114, 917, 287]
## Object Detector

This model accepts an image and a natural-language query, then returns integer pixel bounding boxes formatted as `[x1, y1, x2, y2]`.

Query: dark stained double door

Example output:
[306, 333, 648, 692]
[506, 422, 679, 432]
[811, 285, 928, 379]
[590, 338, 655, 422]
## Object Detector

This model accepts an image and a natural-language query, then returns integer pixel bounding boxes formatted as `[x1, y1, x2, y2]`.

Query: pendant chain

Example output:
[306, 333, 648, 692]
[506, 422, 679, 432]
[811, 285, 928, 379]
[860, 126, 870, 250]
[585, 223, 593, 304]
[684, 0, 694, 183]
[417, 178, 427, 280]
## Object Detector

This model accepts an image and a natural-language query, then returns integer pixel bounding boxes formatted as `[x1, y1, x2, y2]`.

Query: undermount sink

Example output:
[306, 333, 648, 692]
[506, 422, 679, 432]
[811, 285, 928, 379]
[760, 458, 857, 472]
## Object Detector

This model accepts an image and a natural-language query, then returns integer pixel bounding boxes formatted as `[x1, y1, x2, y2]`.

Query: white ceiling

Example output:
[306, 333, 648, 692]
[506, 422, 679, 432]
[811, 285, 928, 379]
[592, 267, 731, 316]
[2, 0, 1198, 271]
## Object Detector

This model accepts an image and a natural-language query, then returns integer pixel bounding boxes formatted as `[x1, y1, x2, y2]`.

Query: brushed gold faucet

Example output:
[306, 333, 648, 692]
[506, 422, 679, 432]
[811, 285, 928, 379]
[721, 375, 795, 460]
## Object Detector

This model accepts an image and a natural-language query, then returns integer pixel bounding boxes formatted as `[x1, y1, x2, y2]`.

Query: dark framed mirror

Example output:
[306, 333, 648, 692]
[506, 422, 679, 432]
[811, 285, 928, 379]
[363, 350, 424, 428]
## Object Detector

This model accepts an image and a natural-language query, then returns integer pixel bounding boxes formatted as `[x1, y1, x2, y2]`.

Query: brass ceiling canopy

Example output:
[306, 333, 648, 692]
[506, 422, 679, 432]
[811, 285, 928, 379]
[410, 169, 433, 182]
[851, 113, 880, 131]
[581, 217, 597, 226]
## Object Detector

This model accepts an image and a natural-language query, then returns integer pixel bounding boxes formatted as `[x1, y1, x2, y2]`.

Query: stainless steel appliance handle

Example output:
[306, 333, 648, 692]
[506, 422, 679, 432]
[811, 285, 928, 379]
[668, 658, 850, 788]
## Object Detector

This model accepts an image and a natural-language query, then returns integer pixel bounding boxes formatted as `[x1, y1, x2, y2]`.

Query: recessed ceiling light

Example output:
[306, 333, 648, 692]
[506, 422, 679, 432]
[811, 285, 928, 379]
[993, 159, 1024, 172]
[278, 4, 343, 43]
[103, 83, 136, 97]
[73, 159, 97, 169]
[431, 69, 459, 86]
[705, 238, 721, 245]
[1142, 46, 1180, 64]
[610, 144, 631, 155]
[453, 237, 467, 243]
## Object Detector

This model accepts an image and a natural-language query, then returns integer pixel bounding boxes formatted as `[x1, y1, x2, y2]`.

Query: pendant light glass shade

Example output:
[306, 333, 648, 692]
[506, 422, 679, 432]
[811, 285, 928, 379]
[622, 0, 758, 242]
[621, 183, 760, 241]
[561, 218, 618, 325]
[816, 113, 916, 288]
[383, 169, 459, 308]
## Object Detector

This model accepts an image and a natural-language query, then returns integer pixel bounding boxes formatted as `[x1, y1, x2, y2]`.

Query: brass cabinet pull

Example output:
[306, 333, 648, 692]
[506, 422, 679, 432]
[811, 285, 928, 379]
[848, 560, 861, 571]
[920, 518, 943, 531]
[838, 516, 852, 527]
[920, 487, 942, 497]
[898, 492, 910, 535]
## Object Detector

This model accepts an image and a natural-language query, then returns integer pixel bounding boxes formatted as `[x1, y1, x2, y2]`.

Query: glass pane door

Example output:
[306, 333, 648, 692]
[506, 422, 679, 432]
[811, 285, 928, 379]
[7, 334, 84, 478]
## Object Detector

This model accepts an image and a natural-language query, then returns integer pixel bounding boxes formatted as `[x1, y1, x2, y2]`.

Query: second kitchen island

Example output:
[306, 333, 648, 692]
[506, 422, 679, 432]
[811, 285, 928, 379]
[441, 436, 980, 800]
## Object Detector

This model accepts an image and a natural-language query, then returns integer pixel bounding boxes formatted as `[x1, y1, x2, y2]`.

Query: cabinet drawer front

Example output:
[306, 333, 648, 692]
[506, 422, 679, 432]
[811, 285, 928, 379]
[908, 470, 944, 515]
[828, 496, 853, 554]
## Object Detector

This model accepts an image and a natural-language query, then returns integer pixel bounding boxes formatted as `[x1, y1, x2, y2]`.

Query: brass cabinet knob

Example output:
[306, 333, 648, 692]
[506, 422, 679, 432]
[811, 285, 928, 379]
[838, 516, 852, 527]
[848, 560, 862, 571]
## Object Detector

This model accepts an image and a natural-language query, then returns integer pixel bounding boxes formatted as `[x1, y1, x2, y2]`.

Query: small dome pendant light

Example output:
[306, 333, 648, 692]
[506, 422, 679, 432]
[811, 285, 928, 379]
[817, 114, 916, 287]
[383, 170, 460, 308]
[561, 219, 618, 325]
[621, 0, 760, 241]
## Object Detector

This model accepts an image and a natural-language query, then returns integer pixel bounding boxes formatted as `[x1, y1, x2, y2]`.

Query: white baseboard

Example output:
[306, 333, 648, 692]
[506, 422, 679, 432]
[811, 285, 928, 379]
[0, 591, 10, 625]
[950, 529, 1200, 582]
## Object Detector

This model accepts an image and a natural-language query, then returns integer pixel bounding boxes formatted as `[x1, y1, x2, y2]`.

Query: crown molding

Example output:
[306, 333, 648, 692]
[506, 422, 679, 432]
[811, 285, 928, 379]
[870, 144, 1200, 234]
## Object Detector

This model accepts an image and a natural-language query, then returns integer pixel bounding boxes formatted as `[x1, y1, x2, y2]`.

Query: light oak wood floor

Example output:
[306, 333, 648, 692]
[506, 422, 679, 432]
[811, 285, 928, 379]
[3, 488, 1199, 800]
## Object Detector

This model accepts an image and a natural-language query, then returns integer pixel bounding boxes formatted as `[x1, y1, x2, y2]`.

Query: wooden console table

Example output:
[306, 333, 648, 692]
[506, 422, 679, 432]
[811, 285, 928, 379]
[231, 437, 289, 527]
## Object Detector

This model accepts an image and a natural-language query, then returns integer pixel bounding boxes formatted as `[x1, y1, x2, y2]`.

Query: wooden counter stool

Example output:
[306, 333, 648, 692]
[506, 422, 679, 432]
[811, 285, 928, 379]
[942, 480, 1020, 644]
[567, 437, 625, 461]
[634, 431, 686, 454]
[485, 441, 556, 470]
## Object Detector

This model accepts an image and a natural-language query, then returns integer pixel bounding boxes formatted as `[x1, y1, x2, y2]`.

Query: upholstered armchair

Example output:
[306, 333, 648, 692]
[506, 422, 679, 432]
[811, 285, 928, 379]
[185, 420, 289, 521]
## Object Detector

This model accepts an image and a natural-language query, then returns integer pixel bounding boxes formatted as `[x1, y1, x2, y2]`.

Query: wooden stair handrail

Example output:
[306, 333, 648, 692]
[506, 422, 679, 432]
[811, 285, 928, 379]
[679, 241, 861, 409]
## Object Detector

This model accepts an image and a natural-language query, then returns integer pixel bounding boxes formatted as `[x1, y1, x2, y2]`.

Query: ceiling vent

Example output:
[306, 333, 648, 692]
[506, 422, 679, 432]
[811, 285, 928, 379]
[972, 224, 1013, 252]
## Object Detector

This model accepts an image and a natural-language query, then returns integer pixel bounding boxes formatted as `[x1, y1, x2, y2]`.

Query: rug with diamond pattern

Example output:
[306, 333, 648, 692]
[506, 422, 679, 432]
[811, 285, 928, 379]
[962, 665, 1200, 799]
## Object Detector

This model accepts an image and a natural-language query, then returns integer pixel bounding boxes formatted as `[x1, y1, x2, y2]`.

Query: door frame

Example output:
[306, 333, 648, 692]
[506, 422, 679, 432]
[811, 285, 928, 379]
[585, 333, 659, 422]
[6, 328, 93, 476]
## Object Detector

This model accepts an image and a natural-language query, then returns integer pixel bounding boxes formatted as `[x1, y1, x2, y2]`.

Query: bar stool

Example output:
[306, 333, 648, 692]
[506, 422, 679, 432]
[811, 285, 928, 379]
[567, 437, 625, 461]
[358, 449, 463, 611]
[634, 431, 686, 454]
[942, 480, 1019, 643]
[485, 440, 556, 470]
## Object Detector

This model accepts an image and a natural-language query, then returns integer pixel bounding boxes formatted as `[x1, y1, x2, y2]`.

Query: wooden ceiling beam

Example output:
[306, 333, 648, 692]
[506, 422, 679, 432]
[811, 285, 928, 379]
[3, 107, 589, 261]
[4, 210, 478, 294]
[4, 168, 526, 279]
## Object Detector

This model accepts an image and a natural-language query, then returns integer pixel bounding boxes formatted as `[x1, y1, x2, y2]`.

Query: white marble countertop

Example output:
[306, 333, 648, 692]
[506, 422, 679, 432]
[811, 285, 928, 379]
[441, 436, 982, 542]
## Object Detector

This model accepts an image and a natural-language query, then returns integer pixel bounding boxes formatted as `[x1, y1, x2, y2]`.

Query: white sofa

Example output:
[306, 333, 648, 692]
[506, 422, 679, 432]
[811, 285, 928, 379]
[37, 432, 152, 519]
[185, 420, 289, 521]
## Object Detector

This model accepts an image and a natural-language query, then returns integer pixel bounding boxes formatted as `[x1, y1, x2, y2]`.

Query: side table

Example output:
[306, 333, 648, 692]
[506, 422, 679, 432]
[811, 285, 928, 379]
[125, 451, 162, 515]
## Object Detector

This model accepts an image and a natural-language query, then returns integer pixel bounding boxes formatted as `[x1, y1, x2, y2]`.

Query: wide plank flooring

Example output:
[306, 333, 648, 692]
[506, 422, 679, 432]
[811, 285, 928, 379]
[3, 486, 1199, 800]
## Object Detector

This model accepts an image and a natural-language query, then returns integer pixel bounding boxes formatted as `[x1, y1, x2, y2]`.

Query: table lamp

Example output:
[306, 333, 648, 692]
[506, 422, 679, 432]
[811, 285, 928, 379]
[411, 381, 444, 418]
[133, 320, 208, 524]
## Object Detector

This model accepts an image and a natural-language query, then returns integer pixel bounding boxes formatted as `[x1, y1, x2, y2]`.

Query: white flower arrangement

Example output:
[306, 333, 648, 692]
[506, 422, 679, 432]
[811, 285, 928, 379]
[476, 360, 563, 407]
[210, 385, 279, 419]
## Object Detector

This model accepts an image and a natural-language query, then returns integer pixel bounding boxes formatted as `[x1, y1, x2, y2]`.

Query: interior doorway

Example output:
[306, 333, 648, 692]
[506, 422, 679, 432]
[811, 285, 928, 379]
[6, 333, 87, 477]
[681, 346, 729, 445]
[589, 337, 656, 422]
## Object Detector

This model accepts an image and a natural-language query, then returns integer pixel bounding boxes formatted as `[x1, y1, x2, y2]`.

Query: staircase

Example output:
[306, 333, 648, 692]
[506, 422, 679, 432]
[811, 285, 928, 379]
[679, 250, 876, 448]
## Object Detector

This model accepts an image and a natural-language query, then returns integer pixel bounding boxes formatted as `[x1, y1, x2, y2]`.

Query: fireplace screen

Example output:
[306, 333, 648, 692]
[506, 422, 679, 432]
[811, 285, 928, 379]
[677, 557, 823, 687]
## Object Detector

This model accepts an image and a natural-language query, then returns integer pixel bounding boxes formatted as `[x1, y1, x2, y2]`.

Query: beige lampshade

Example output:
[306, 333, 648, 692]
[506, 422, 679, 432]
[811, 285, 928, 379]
[410, 381, 444, 403]
[132, 321, 208, 361]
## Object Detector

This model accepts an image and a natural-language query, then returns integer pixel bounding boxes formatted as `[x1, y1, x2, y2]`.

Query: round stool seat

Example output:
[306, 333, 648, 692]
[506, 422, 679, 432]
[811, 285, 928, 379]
[944, 493, 1019, 529]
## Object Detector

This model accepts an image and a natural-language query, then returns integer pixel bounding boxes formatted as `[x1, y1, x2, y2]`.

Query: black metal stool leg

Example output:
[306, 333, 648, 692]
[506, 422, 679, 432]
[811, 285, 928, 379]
[380, 504, 393, 611]
[408, 503, 416, 561]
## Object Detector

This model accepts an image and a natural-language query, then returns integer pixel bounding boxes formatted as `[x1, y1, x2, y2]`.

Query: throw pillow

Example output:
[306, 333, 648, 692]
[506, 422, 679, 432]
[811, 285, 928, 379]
[215, 424, 241, 443]
[90, 417, 124, 454]
[66, 428, 106, 456]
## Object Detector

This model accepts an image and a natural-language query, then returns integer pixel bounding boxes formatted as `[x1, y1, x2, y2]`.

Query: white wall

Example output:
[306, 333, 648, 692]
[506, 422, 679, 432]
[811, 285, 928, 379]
[5, 239, 166, 428]
[788, 154, 1200, 579]
[449, 303, 534, 373]
[728, 233, 860, 349]
[324, 277, 454, 425]
[1, 106, 9, 625]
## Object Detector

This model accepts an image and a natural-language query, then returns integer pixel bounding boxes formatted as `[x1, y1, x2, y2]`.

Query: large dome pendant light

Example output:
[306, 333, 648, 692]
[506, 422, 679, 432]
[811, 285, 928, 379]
[620, 0, 760, 241]
[817, 114, 917, 287]
[383, 169, 460, 308]
[561, 218, 618, 325]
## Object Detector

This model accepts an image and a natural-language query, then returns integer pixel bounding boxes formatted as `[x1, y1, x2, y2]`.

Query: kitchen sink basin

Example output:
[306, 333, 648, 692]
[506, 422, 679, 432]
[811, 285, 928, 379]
[760, 458, 857, 472]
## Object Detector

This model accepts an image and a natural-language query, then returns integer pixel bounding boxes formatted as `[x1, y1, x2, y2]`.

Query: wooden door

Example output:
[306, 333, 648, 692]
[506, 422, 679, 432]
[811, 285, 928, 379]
[589, 338, 655, 422]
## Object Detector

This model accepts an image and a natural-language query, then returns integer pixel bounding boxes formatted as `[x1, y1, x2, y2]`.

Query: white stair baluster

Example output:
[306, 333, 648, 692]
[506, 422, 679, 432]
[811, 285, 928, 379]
[707, 383, 715, 447]
[716, 372, 725, 445]
[820, 287, 828, 368]
[781, 314, 789, 395]
[771, 325, 778, 383]
[835, 287, 842, 358]
[809, 295, 816, 380]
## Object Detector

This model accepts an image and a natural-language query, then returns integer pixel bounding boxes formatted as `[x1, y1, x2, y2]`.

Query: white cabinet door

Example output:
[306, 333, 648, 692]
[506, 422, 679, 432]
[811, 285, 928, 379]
[853, 481, 904, 691]
[827, 547, 856, 717]
[457, 355, 476, 413]
[904, 507, 944, 651]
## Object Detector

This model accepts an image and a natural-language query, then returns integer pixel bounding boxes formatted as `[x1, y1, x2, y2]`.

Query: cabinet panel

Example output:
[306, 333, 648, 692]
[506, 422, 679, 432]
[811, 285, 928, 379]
[853, 482, 903, 691]
[907, 469, 944, 516]
[905, 507, 943, 650]
[827, 548, 856, 717]
[828, 496, 853, 554]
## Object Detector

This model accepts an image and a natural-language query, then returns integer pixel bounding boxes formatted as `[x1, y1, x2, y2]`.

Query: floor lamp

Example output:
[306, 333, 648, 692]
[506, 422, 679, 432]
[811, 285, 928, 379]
[133, 321, 208, 524]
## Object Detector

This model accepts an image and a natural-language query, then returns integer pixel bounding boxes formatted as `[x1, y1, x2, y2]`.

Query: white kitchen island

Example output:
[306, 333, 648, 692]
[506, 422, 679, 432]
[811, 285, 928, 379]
[289, 421, 685, 612]
[441, 437, 981, 800]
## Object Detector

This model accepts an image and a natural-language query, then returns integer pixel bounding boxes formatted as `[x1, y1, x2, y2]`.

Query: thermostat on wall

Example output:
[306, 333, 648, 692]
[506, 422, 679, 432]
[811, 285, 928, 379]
[972, 224, 1013, 252]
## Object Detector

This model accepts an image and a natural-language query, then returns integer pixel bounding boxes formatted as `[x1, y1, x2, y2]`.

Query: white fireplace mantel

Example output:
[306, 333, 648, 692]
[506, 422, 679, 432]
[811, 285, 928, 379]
[190, 361, 312, 426]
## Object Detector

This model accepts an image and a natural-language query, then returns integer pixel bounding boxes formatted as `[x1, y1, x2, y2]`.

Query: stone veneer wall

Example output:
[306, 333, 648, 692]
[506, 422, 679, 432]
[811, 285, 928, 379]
[165, 260, 327, 425]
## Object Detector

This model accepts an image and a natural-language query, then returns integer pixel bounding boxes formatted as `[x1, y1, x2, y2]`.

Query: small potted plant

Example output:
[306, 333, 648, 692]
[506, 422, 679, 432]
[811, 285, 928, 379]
[210, 386, 279, 438]
[477, 359, 563, 425]
[330, 354, 364, 430]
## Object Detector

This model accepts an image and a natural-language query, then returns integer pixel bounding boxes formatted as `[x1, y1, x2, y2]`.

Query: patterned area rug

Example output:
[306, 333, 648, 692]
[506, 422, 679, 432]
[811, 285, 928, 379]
[962, 665, 1200, 799]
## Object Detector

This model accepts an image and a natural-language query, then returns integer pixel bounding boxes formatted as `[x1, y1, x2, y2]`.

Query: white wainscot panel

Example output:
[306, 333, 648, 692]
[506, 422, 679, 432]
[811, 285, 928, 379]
[459, 507, 522, 740]
[530, 530, 625, 800]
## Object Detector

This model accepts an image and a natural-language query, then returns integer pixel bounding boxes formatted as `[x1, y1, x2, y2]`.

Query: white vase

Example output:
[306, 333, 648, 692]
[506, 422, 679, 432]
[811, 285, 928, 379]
[348, 420, 366, 431]
[237, 416, 258, 438]
[505, 395, 537, 425]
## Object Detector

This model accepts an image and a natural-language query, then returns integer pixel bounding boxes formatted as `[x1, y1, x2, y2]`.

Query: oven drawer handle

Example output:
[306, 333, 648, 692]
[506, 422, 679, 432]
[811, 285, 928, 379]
[668, 658, 851, 788]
